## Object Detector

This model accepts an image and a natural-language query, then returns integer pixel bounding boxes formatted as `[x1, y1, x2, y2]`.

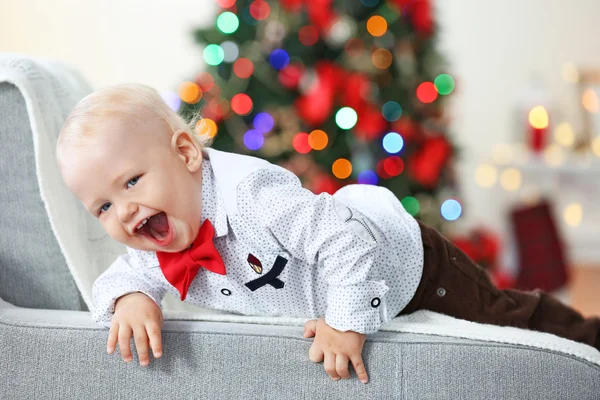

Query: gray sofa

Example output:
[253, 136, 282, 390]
[1, 55, 599, 400]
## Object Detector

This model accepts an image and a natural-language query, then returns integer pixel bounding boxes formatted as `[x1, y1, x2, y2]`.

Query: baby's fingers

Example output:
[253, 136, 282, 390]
[118, 325, 133, 363]
[146, 322, 163, 358]
[107, 322, 119, 354]
[351, 354, 369, 384]
[133, 327, 150, 367]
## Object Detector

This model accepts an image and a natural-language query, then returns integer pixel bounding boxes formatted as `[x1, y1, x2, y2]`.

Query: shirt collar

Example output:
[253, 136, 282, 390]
[200, 157, 228, 238]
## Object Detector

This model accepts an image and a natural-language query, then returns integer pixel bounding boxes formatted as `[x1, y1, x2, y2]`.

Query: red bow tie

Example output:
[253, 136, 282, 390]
[156, 219, 226, 301]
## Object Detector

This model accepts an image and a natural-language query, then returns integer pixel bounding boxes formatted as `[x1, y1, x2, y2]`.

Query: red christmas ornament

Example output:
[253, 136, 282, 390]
[279, 63, 304, 89]
[391, 117, 419, 142]
[311, 173, 342, 195]
[354, 104, 387, 141]
[294, 62, 339, 126]
[410, 0, 434, 36]
[343, 73, 371, 110]
[408, 136, 452, 188]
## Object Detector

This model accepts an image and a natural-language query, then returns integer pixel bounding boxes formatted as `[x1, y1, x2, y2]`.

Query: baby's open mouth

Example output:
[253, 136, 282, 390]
[136, 212, 170, 242]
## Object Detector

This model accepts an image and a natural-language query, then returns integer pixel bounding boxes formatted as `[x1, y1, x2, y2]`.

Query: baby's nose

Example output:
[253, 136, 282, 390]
[117, 202, 138, 223]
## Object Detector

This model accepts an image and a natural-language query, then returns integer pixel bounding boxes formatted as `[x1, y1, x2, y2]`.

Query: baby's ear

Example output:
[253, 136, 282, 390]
[171, 129, 202, 172]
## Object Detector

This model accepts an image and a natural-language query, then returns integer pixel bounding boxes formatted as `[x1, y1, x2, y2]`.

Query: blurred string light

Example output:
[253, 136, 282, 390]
[308, 129, 328, 150]
[562, 62, 579, 84]
[528, 106, 548, 129]
[416, 82, 438, 103]
[221, 40, 239, 62]
[475, 163, 497, 188]
[382, 132, 404, 154]
[196, 118, 218, 138]
[543, 143, 565, 167]
[178, 81, 202, 104]
[217, 12, 239, 34]
[332, 158, 352, 179]
[195, 72, 214, 91]
[554, 122, 575, 147]
[249, 0, 270, 20]
[500, 168, 522, 191]
[367, 16, 387, 37]
[401, 196, 420, 216]
[344, 38, 364, 57]
[441, 199, 462, 221]
[269, 49, 290, 70]
[382, 156, 404, 177]
[382, 101, 402, 121]
[434, 74, 455, 95]
[216, 0, 236, 7]
[293, 132, 311, 154]
[592, 137, 600, 157]
[244, 129, 264, 151]
[253, 112, 274, 133]
[299, 26, 319, 46]
[582, 88, 599, 113]
[161, 92, 181, 112]
[233, 58, 254, 78]
[372, 49, 392, 69]
[335, 107, 358, 129]
[491, 143, 513, 165]
[231, 93, 253, 115]
[203, 44, 225, 66]
[358, 170, 378, 185]
[563, 203, 583, 227]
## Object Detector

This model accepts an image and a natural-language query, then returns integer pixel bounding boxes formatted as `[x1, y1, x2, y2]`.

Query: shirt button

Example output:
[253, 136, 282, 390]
[221, 288, 232, 296]
[437, 288, 446, 297]
[371, 297, 381, 308]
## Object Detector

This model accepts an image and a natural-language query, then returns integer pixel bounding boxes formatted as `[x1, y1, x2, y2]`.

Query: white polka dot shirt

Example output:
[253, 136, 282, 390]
[91, 149, 424, 334]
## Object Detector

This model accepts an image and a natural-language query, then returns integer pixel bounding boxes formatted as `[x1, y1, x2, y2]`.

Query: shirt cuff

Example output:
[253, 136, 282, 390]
[325, 280, 390, 334]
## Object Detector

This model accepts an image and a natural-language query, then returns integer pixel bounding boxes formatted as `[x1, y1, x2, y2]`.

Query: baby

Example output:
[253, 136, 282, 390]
[57, 84, 600, 383]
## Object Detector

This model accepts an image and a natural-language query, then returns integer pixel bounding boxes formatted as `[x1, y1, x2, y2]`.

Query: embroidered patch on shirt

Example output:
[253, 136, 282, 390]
[247, 254, 263, 274]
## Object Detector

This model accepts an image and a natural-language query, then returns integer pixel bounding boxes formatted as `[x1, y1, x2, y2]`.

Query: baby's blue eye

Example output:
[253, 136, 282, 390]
[127, 176, 140, 189]
[99, 202, 112, 214]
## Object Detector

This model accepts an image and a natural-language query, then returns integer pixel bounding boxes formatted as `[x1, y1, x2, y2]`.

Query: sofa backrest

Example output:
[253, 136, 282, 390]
[0, 82, 86, 311]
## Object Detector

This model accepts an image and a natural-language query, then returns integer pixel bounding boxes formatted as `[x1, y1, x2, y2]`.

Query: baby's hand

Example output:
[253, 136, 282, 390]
[106, 292, 163, 367]
[304, 318, 368, 384]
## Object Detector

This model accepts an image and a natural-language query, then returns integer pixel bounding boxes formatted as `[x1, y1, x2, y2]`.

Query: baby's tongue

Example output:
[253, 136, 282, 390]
[147, 212, 169, 240]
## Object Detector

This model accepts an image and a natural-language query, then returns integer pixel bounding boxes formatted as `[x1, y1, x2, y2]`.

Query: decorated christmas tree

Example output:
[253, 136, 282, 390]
[175, 0, 460, 230]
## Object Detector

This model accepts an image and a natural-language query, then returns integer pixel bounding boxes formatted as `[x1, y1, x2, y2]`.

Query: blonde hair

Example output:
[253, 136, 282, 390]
[57, 83, 212, 157]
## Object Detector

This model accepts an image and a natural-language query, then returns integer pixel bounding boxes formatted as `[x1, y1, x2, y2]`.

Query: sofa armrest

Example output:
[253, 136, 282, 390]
[1, 299, 599, 399]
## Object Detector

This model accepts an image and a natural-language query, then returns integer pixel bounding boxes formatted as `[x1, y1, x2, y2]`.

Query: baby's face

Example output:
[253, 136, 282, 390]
[59, 117, 203, 253]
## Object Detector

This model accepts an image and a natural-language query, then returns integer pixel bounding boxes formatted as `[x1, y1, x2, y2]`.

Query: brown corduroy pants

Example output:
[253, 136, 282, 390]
[397, 222, 600, 351]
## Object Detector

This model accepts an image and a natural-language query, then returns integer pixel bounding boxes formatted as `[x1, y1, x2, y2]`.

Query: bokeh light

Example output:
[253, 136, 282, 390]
[382, 132, 404, 154]
[253, 112, 274, 133]
[564, 203, 583, 227]
[195, 118, 218, 138]
[233, 58, 254, 78]
[475, 164, 497, 188]
[178, 81, 202, 104]
[335, 107, 358, 129]
[269, 49, 290, 70]
[161, 91, 181, 112]
[358, 170, 378, 185]
[217, 12, 239, 34]
[543, 143, 565, 167]
[372, 48, 392, 69]
[195, 72, 214, 91]
[217, 0, 236, 7]
[383, 156, 404, 176]
[308, 129, 328, 150]
[582, 88, 599, 113]
[401, 196, 420, 216]
[299, 26, 319, 46]
[244, 129, 264, 151]
[231, 93, 253, 115]
[416, 82, 438, 103]
[528, 106, 549, 129]
[344, 38, 364, 57]
[382, 101, 402, 121]
[554, 122, 575, 147]
[221, 40, 239, 62]
[332, 158, 352, 179]
[491, 143, 513, 165]
[592, 137, 600, 157]
[500, 168, 522, 191]
[249, 0, 270, 20]
[367, 16, 387, 37]
[203, 44, 225, 66]
[292, 132, 311, 154]
[434, 74, 455, 95]
[441, 199, 462, 221]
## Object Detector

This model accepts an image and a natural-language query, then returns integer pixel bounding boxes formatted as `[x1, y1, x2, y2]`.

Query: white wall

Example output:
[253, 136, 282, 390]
[2, 0, 600, 240]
